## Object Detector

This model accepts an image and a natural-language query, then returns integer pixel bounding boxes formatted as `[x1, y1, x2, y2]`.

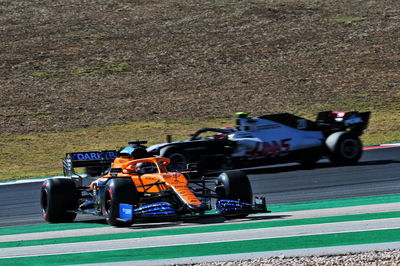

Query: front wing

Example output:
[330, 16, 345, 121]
[117, 197, 268, 222]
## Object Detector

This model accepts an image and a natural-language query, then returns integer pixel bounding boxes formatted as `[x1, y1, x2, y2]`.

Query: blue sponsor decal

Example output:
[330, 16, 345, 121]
[119, 204, 133, 220]
[70, 151, 117, 161]
[97, 183, 105, 196]
[133, 202, 177, 217]
[216, 199, 252, 215]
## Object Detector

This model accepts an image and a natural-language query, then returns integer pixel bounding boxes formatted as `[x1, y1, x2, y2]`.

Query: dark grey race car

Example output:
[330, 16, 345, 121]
[147, 111, 370, 173]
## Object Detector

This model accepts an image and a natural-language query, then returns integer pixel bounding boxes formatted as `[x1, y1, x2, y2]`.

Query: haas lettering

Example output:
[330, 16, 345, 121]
[246, 138, 292, 157]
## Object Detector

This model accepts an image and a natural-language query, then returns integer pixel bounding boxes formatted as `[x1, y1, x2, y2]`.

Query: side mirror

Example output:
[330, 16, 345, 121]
[124, 165, 139, 174]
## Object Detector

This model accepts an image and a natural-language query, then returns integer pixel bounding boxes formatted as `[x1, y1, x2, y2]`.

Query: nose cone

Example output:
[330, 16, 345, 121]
[188, 203, 208, 212]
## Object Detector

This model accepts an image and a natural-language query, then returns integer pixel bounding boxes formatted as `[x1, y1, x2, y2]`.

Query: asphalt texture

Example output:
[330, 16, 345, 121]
[0, 147, 399, 227]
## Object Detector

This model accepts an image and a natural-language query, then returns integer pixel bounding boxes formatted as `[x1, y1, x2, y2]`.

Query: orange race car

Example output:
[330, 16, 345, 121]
[40, 142, 267, 226]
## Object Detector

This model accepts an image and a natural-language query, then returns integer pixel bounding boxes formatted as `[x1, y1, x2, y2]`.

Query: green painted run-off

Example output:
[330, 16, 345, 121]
[0, 193, 399, 237]
[1, 228, 400, 265]
[1, 211, 400, 249]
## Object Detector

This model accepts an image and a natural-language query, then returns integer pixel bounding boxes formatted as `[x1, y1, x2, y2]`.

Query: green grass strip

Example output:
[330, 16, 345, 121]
[270, 193, 400, 212]
[1, 228, 400, 265]
[1, 211, 399, 249]
[1, 193, 399, 236]
[364, 142, 400, 147]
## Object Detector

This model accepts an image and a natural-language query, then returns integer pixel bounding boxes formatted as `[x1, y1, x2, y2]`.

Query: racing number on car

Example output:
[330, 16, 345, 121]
[246, 138, 292, 157]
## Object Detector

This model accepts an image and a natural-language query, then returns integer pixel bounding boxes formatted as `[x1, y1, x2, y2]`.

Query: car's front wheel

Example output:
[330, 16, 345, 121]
[216, 171, 253, 218]
[160, 147, 189, 171]
[101, 178, 138, 227]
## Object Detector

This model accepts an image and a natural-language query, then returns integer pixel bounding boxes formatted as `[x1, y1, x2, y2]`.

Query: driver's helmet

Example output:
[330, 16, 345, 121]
[214, 126, 235, 139]
[222, 126, 235, 133]
[136, 162, 156, 174]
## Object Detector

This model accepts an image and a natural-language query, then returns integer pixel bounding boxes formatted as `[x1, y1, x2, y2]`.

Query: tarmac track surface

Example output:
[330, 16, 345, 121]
[0, 146, 399, 265]
[0, 146, 399, 227]
[1, 197, 400, 265]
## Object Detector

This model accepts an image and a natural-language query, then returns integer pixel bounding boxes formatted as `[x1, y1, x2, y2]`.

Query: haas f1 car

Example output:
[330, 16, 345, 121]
[147, 111, 370, 171]
[41, 145, 267, 226]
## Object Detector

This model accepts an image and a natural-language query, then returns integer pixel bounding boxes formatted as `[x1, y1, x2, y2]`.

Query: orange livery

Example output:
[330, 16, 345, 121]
[41, 141, 267, 227]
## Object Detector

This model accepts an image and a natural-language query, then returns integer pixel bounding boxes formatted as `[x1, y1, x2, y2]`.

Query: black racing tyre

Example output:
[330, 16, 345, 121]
[216, 171, 253, 203]
[40, 178, 78, 223]
[101, 178, 138, 227]
[326, 132, 363, 165]
[160, 147, 189, 171]
[216, 171, 253, 218]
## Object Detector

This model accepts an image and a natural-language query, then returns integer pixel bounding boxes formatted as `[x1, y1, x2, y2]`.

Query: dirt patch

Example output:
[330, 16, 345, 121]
[1, 0, 399, 134]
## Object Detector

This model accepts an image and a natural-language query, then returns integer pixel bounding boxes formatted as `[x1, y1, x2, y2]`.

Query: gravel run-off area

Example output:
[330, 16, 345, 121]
[187, 249, 400, 265]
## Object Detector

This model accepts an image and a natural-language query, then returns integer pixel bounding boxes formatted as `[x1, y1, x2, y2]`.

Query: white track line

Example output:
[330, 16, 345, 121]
[1, 202, 399, 243]
[0, 176, 64, 186]
[2, 218, 400, 258]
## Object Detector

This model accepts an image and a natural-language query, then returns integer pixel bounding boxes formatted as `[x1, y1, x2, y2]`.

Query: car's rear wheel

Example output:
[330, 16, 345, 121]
[216, 171, 253, 218]
[160, 147, 189, 171]
[101, 178, 138, 227]
[326, 132, 362, 165]
[40, 178, 78, 223]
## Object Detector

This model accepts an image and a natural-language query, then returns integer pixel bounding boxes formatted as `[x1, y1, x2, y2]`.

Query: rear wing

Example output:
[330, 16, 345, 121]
[63, 150, 117, 177]
[316, 111, 371, 135]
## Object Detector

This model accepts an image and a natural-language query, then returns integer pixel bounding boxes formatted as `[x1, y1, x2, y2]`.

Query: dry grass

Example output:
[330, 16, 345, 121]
[0, 119, 232, 180]
[0, 112, 398, 181]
